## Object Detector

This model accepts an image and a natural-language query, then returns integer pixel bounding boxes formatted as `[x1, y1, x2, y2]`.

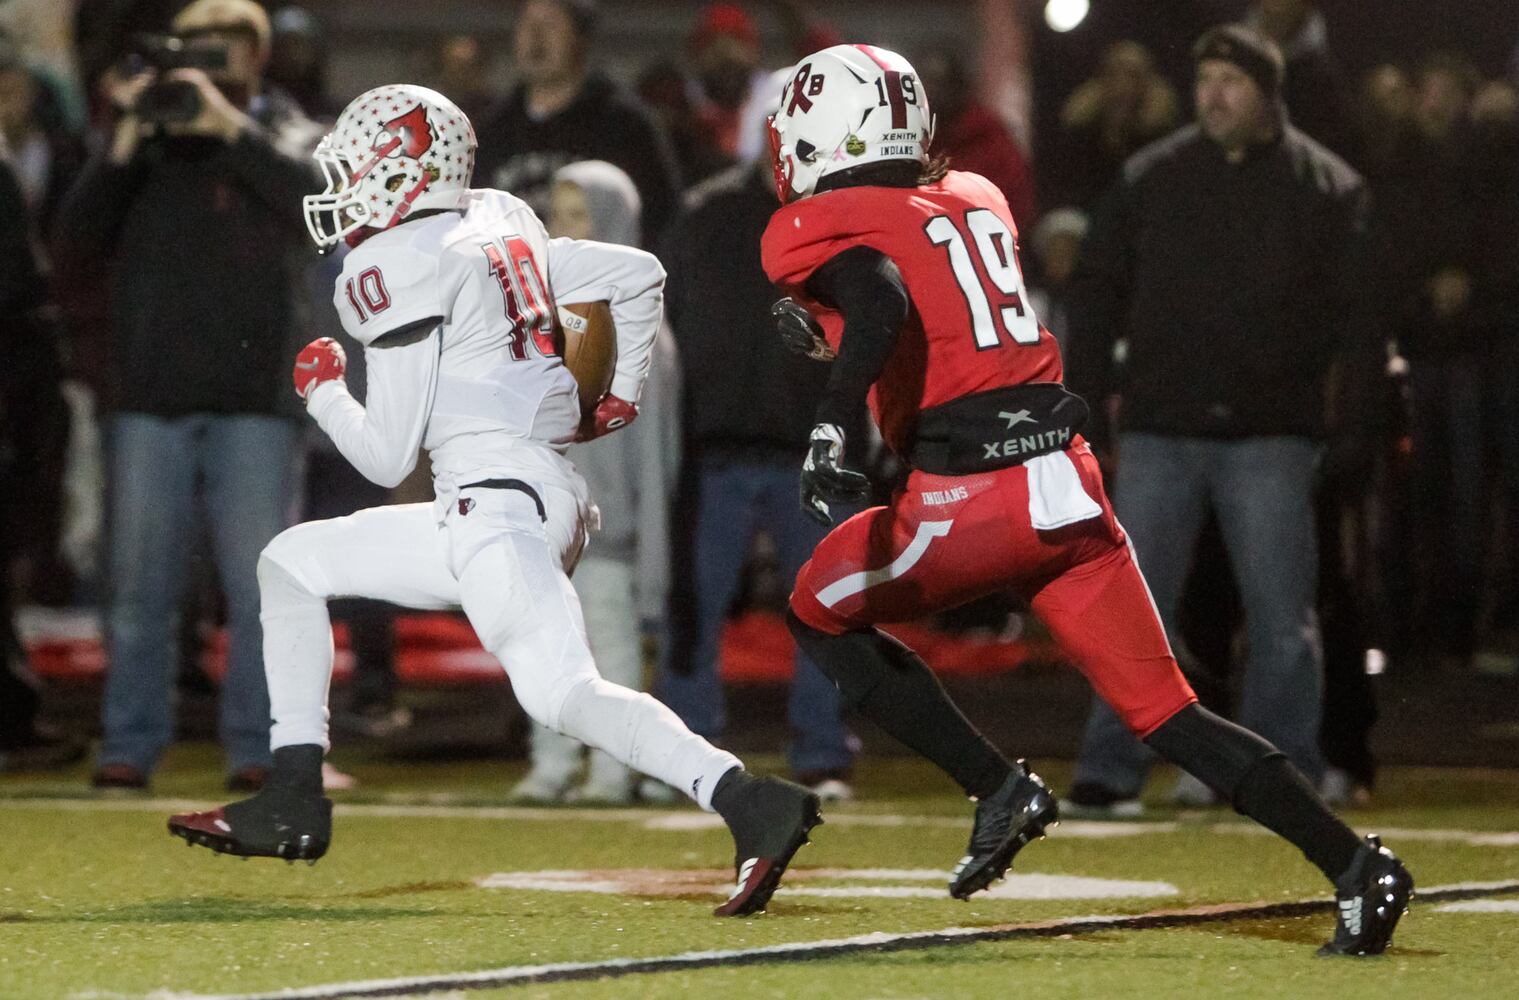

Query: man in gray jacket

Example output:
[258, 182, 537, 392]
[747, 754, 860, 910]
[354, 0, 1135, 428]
[512, 160, 679, 803]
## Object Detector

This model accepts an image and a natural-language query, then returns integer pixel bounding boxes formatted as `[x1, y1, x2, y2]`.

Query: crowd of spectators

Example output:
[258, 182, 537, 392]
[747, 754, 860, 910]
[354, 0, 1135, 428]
[0, 0, 1515, 808]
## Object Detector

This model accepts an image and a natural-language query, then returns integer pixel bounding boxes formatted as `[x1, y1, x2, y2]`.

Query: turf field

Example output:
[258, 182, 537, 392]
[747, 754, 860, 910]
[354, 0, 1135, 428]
[2, 749, 1517, 999]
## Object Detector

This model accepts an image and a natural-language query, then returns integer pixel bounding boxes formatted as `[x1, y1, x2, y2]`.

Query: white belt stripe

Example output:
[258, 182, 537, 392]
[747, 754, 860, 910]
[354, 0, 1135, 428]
[816, 520, 953, 608]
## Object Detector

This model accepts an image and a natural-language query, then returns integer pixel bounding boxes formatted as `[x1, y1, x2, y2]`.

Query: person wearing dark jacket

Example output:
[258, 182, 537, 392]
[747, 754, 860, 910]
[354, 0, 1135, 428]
[1375, 55, 1508, 670]
[0, 145, 86, 773]
[1061, 26, 1380, 816]
[56, 0, 320, 792]
[473, 0, 681, 245]
[652, 157, 857, 798]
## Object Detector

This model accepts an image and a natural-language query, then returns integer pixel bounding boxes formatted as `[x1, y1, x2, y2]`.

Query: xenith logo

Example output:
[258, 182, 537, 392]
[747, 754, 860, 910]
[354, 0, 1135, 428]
[983, 427, 1073, 461]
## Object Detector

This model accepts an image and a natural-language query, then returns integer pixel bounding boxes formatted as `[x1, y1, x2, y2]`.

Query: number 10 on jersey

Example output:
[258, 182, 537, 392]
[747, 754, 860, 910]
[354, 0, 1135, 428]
[926, 208, 1041, 349]
[483, 237, 558, 360]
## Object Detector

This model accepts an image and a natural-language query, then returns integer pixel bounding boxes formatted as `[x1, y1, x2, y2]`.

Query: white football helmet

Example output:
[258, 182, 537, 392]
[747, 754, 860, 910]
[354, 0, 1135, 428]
[767, 44, 934, 204]
[303, 84, 477, 251]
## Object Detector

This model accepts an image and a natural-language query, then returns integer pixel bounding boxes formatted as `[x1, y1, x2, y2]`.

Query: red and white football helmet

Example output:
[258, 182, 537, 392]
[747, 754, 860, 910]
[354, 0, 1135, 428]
[303, 84, 477, 251]
[767, 44, 934, 204]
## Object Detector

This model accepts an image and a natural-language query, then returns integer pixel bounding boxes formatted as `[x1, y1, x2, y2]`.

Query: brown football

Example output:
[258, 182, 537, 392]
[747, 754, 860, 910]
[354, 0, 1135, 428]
[557, 300, 616, 415]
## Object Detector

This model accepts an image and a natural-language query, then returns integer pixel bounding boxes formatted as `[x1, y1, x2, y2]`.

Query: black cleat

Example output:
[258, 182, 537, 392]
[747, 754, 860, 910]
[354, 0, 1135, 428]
[711, 771, 823, 917]
[168, 785, 333, 863]
[949, 761, 1058, 900]
[1317, 834, 1414, 957]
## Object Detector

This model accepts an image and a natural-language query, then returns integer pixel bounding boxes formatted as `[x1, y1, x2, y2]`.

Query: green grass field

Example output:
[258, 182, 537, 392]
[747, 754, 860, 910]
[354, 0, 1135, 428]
[2, 748, 1517, 999]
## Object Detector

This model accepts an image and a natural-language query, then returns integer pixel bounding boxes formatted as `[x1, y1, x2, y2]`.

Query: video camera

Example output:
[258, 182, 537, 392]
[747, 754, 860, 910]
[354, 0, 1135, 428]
[126, 33, 230, 124]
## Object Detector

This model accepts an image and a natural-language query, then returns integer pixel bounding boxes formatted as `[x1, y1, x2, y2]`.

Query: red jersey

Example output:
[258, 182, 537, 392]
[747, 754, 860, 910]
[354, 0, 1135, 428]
[762, 170, 1062, 455]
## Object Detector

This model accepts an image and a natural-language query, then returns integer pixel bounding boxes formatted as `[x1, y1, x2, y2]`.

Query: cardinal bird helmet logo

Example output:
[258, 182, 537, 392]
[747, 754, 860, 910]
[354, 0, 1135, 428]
[376, 104, 436, 160]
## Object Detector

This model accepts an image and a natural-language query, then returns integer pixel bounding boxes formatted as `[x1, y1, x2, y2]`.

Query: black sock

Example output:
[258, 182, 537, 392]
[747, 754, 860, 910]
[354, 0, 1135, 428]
[709, 766, 750, 817]
[1234, 755, 1363, 883]
[788, 613, 1011, 799]
[269, 744, 324, 796]
[1146, 704, 1362, 883]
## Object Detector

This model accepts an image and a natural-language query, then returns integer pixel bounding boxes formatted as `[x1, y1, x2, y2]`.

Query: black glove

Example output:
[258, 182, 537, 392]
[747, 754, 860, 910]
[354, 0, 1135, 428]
[800, 423, 870, 526]
[771, 297, 836, 362]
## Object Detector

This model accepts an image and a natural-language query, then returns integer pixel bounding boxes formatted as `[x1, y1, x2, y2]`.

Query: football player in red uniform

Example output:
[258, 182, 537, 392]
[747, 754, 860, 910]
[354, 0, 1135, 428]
[762, 44, 1410, 955]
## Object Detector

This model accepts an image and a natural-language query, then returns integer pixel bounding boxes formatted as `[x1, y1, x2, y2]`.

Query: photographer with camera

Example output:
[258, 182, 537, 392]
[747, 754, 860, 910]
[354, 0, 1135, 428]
[57, 0, 320, 793]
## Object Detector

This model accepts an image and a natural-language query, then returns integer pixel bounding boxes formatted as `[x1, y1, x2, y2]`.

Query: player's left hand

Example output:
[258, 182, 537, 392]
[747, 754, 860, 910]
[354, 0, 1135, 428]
[772, 297, 836, 362]
[800, 423, 870, 526]
[293, 337, 346, 401]
[578, 394, 638, 441]
[161, 68, 252, 143]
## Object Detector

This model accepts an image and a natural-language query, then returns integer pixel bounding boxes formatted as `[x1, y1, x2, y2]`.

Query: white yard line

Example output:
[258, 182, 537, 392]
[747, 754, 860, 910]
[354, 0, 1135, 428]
[475, 868, 1181, 901]
[4, 796, 1516, 846]
[125, 879, 1519, 1000]
[1435, 899, 1519, 913]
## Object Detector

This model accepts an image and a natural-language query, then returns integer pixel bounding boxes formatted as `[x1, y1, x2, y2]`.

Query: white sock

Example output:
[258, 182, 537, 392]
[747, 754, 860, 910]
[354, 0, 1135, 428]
[556, 676, 740, 811]
[259, 556, 335, 752]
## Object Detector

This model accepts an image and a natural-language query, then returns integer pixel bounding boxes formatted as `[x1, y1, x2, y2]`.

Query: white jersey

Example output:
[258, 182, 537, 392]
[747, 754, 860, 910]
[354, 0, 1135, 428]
[306, 188, 665, 519]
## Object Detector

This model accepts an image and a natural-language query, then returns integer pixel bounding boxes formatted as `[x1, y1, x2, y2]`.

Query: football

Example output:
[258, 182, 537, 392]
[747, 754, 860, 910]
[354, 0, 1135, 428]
[557, 300, 617, 415]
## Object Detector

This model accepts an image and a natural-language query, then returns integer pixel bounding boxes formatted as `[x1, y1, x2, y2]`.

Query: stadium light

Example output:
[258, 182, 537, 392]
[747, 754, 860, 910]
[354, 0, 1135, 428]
[1045, 0, 1090, 33]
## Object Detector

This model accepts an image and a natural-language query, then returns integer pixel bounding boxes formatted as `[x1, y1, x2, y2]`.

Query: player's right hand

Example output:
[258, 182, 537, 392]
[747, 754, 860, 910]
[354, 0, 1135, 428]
[772, 298, 836, 362]
[800, 423, 870, 527]
[293, 337, 347, 401]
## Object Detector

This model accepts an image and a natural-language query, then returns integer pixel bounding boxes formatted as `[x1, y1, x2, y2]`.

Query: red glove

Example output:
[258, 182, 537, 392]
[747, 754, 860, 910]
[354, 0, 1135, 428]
[577, 394, 638, 441]
[293, 337, 346, 401]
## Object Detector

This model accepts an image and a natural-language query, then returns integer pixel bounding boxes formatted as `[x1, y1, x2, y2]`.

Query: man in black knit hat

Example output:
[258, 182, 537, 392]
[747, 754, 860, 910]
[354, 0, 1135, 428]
[1062, 24, 1384, 818]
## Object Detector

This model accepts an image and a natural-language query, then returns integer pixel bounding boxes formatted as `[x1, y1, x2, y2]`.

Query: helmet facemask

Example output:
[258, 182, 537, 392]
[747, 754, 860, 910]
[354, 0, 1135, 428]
[301, 85, 476, 253]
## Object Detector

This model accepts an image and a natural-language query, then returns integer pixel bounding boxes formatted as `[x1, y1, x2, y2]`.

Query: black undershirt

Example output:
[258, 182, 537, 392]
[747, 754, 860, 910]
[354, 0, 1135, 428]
[804, 246, 910, 429]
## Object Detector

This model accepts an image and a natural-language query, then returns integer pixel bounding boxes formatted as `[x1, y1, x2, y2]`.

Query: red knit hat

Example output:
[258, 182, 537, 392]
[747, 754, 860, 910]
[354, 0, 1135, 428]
[690, 3, 759, 53]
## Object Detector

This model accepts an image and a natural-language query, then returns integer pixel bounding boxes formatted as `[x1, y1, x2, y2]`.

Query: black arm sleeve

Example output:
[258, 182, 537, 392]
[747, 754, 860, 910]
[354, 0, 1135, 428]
[804, 246, 910, 429]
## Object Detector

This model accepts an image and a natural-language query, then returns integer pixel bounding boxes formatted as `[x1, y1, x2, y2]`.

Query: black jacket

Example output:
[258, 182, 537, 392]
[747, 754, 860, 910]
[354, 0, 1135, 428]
[0, 157, 67, 569]
[474, 72, 681, 246]
[57, 90, 319, 419]
[1065, 123, 1379, 445]
[660, 161, 833, 458]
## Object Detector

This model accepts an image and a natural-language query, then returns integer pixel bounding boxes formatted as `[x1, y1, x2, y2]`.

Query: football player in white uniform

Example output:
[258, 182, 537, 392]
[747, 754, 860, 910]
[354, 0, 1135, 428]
[168, 85, 821, 917]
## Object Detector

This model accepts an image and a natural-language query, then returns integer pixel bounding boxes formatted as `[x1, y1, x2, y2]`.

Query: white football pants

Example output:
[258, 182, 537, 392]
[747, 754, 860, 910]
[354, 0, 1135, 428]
[526, 557, 641, 791]
[257, 481, 739, 810]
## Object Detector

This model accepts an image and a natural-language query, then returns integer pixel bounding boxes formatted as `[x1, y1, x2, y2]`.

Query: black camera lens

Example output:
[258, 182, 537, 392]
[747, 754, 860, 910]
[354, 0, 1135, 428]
[135, 79, 204, 124]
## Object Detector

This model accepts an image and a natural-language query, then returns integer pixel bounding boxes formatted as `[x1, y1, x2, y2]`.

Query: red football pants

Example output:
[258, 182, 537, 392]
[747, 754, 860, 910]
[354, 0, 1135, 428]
[791, 445, 1196, 738]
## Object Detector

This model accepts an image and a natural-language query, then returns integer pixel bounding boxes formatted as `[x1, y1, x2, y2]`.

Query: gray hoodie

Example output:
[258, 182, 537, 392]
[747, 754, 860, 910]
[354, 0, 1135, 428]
[556, 160, 680, 622]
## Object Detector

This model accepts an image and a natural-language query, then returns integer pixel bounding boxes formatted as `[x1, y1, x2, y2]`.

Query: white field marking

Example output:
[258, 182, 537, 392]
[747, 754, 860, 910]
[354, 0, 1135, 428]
[475, 868, 1179, 901]
[4, 798, 1517, 846]
[119, 880, 1519, 1000]
[1435, 899, 1519, 913]
[642, 813, 1176, 838]
[1204, 822, 1519, 847]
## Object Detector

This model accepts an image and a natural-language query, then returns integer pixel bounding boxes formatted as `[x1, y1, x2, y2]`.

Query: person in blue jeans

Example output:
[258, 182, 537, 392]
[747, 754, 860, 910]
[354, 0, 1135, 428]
[1068, 435, 1327, 811]
[657, 451, 855, 796]
[55, 0, 320, 791]
[1060, 27, 1383, 815]
[100, 415, 298, 788]
[653, 156, 856, 798]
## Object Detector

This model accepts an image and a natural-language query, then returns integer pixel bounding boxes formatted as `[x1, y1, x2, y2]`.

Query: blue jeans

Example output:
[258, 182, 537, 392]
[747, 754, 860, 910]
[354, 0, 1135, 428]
[655, 455, 853, 775]
[100, 413, 298, 774]
[1073, 434, 1325, 794]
